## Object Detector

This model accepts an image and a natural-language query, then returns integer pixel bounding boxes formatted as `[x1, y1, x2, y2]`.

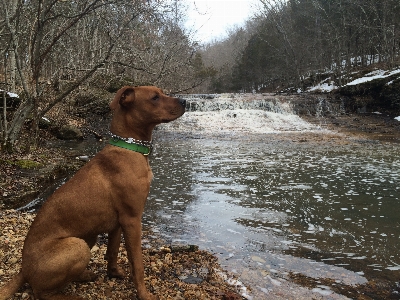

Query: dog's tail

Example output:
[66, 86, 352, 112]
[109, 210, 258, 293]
[0, 271, 25, 300]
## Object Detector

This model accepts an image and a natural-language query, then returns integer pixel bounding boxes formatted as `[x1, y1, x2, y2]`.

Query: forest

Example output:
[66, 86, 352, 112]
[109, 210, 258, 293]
[203, 0, 400, 93]
[1, 0, 399, 151]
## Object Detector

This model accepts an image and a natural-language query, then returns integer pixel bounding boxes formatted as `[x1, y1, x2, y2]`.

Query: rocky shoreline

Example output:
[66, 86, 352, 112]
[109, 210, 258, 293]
[0, 210, 246, 300]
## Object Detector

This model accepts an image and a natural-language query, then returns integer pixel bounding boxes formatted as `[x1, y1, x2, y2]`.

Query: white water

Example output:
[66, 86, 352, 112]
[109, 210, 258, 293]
[184, 94, 294, 114]
[162, 109, 321, 134]
[163, 95, 327, 134]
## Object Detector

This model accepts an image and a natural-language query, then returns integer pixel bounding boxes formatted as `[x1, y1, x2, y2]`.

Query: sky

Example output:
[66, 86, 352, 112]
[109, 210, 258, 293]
[185, 0, 257, 43]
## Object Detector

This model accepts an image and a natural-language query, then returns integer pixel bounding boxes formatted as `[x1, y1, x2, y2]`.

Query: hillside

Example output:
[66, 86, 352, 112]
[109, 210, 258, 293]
[302, 65, 400, 114]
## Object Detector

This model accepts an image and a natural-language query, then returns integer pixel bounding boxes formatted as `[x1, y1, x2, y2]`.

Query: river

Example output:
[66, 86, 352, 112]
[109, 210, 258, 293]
[22, 94, 400, 299]
[146, 96, 400, 299]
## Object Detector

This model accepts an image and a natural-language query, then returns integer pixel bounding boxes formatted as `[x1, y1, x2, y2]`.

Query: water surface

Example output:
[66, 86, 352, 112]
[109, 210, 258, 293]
[144, 130, 400, 299]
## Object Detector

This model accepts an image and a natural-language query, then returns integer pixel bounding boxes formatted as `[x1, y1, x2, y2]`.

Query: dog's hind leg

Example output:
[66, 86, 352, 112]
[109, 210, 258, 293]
[24, 237, 91, 300]
[74, 270, 97, 282]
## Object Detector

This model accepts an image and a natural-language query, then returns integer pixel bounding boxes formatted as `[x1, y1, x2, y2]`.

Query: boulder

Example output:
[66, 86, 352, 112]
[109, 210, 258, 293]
[38, 117, 53, 129]
[56, 125, 83, 140]
[0, 90, 21, 110]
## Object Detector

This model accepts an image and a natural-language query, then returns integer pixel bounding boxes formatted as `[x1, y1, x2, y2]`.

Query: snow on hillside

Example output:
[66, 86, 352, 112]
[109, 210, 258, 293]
[307, 79, 337, 92]
[306, 67, 400, 93]
[346, 69, 400, 86]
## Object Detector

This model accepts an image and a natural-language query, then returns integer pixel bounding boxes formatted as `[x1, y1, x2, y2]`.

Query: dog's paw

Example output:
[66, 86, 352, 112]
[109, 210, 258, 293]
[138, 291, 159, 300]
[107, 266, 126, 279]
[76, 270, 98, 282]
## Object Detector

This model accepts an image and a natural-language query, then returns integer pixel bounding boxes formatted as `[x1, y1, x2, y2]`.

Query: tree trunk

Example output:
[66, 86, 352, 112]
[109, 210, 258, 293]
[7, 99, 35, 146]
[9, 0, 18, 92]
[1, 90, 7, 152]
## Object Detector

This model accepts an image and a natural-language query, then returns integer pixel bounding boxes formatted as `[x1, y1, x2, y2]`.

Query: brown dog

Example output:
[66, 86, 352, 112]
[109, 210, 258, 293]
[0, 86, 186, 300]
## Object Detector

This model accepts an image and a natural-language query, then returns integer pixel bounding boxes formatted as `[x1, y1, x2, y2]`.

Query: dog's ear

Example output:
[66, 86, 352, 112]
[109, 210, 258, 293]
[110, 86, 135, 110]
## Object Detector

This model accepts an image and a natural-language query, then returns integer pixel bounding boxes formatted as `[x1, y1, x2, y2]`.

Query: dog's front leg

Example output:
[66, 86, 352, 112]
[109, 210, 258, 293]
[121, 217, 157, 300]
[106, 227, 126, 279]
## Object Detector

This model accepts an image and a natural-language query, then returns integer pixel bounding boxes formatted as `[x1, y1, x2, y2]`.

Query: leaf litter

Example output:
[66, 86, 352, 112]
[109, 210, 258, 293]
[0, 210, 246, 300]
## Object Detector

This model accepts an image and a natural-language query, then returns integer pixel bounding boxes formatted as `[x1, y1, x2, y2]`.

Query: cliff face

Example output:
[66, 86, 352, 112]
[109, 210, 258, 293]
[336, 71, 400, 113]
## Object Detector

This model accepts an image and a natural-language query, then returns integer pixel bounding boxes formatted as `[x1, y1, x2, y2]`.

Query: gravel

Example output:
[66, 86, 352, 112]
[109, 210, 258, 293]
[0, 210, 245, 300]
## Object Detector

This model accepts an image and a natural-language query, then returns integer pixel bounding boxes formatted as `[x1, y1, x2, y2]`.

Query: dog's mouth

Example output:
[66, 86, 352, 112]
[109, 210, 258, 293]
[161, 108, 185, 123]
[161, 115, 181, 123]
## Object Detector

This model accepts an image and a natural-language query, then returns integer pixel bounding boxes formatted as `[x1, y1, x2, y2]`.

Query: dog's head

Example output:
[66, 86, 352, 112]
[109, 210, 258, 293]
[110, 86, 186, 124]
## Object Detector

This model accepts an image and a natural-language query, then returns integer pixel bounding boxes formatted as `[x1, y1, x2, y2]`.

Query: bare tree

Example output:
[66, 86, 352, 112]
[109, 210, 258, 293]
[199, 24, 253, 92]
[0, 0, 202, 152]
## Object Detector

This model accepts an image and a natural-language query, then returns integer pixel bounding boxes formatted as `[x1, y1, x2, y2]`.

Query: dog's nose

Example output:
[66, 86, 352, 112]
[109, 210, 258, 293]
[178, 98, 186, 107]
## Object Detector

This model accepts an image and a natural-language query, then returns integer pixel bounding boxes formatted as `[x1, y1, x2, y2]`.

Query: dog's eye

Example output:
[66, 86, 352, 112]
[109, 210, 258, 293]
[152, 95, 159, 101]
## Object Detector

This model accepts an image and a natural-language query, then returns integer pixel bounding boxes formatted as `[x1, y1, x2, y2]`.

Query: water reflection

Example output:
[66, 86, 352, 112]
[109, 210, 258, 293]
[144, 133, 400, 298]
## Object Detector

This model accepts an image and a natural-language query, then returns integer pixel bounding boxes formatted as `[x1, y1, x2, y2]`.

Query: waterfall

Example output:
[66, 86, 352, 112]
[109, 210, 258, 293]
[161, 94, 324, 134]
[180, 94, 295, 114]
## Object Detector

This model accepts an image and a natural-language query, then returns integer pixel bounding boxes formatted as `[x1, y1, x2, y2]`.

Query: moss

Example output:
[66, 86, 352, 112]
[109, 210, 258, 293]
[14, 159, 42, 169]
[0, 158, 42, 169]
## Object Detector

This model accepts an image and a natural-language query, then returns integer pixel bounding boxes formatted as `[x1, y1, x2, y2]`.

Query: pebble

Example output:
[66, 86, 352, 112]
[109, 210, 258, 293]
[164, 253, 172, 264]
[7, 257, 18, 264]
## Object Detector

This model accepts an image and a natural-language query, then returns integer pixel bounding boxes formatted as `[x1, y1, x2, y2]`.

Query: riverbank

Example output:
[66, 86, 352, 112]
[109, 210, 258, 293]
[0, 210, 246, 300]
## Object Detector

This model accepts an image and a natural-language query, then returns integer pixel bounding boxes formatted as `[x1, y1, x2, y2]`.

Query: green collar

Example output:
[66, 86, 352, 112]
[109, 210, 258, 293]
[109, 138, 152, 156]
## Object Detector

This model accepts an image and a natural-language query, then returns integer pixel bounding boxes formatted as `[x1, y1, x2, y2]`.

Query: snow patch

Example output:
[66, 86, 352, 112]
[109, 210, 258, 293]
[0, 89, 19, 98]
[346, 69, 400, 86]
[308, 81, 337, 92]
